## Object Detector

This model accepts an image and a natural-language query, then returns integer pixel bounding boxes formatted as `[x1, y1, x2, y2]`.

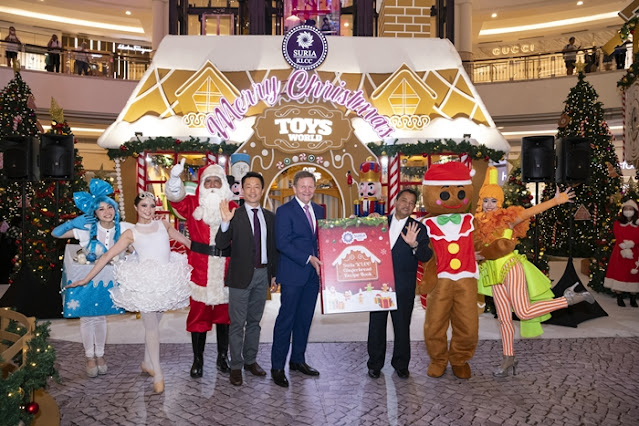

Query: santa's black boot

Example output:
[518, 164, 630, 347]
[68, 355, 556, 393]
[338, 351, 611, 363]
[216, 324, 230, 373]
[190, 332, 206, 378]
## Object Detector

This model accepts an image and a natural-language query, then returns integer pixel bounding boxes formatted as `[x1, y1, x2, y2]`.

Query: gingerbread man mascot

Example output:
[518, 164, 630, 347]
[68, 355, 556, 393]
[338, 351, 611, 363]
[418, 161, 478, 379]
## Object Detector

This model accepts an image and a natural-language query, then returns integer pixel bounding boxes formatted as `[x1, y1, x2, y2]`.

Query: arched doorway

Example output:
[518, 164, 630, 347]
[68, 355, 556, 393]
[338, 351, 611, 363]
[264, 163, 346, 218]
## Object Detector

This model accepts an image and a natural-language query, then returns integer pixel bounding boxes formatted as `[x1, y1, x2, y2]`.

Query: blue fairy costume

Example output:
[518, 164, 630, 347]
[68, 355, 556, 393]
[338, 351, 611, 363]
[56, 179, 133, 318]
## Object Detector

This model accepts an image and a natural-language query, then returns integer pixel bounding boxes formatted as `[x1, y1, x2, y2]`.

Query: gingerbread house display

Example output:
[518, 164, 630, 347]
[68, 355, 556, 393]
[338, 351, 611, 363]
[98, 36, 508, 219]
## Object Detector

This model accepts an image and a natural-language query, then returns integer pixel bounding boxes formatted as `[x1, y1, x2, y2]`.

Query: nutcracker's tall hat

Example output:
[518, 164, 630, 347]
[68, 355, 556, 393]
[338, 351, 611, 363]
[359, 157, 381, 182]
[476, 166, 504, 213]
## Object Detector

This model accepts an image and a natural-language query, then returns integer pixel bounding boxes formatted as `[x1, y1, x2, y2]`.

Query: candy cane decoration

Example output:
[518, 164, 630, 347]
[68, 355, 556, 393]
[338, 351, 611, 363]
[114, 158, 125, 221]
[137, 152, 146, 194]
[623, 89, 627, 162]
[387, 154, 400, 215]
[207, 152, 217, 165]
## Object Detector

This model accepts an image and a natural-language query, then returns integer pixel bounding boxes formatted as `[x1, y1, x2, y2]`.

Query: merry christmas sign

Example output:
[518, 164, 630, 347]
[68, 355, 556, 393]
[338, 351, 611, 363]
[318, 216, 396, 314]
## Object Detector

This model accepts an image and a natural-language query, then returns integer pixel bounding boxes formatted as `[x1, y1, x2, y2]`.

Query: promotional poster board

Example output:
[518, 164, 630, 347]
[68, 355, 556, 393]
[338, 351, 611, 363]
[318, 216, 396, 314]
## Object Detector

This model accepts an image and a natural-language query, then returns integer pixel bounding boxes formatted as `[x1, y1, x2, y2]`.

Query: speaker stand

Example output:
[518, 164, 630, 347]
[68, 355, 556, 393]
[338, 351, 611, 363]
[533, 182, 540, 265]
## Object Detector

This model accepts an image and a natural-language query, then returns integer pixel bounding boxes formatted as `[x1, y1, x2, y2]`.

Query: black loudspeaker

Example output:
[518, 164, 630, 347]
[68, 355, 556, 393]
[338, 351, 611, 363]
[521, 136, 555, 182]
[39, 133, 74, 179]
[556, 137, 591, 184]
[0, 136, 40, 180]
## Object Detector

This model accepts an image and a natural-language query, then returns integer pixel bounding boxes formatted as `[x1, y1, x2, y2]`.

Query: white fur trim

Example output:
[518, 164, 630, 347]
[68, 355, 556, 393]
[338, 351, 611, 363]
[188, 224, 229, 306]
[422, 179, 472, 185]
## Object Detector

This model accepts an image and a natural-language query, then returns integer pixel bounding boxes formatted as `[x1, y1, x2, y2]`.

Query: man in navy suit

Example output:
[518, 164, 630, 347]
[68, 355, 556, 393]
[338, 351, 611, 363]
[271, 170, 325, 388]
[367, 188, 432, 379]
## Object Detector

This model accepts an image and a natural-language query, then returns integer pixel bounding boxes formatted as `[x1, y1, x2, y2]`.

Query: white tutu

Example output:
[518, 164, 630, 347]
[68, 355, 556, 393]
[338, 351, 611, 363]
[110, 252, 193, 313]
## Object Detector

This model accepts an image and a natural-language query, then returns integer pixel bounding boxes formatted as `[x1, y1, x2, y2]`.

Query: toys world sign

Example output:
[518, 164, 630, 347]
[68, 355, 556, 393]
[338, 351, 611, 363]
[205, 69, 395, 140]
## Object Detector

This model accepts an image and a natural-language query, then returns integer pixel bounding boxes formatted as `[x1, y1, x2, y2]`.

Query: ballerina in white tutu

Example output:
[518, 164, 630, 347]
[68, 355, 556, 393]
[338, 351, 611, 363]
[68, 191, 193, 393]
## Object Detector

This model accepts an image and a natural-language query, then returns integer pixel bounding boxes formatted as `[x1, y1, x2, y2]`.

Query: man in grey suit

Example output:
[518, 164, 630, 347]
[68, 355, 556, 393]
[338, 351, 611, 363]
[216, 171, 278, 386]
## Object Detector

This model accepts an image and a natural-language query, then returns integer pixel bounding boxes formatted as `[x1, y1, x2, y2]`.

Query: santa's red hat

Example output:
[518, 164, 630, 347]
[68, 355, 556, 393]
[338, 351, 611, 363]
[422, 161, 475, 186]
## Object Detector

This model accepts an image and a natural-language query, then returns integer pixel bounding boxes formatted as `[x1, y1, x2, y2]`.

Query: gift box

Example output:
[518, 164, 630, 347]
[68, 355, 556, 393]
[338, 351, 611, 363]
[61, 244, 125, 318]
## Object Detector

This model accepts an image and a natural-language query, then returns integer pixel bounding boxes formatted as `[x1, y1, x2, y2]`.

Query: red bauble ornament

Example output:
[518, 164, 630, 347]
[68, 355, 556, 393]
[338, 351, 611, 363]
[175, 139, 182, 145]
[120, 145, 127, 151]
[25, 401, 39, 414]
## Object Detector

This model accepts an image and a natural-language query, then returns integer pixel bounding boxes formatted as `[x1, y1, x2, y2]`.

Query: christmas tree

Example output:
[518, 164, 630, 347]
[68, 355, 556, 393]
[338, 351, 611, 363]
[537, 72, 621, 293]
[502, 158, 549, 275]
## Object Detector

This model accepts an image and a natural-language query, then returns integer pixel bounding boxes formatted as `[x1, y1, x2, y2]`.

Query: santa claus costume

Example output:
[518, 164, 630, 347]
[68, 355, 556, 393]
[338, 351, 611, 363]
[166, 161, 237, 377]
[604, 200, 639, 307]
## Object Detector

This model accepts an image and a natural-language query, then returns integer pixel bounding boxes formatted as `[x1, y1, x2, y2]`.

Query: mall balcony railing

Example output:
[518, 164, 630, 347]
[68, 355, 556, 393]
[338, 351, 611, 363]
[0, 40, 150, 80]
[0, 40, 629, 84]
[467, 46, 627, 84]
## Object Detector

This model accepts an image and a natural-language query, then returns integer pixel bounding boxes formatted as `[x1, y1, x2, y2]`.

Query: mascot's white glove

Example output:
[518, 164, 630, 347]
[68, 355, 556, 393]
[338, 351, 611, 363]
[621, 248, 634, 259]
[165, 158, 186, 201]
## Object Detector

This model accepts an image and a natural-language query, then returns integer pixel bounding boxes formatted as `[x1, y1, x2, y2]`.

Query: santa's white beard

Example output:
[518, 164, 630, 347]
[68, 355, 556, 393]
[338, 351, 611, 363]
[193, 190, 223, 227]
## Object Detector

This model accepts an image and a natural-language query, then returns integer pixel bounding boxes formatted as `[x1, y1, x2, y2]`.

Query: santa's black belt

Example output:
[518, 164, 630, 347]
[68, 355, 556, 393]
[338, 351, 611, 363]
[190, 241, 230, 257]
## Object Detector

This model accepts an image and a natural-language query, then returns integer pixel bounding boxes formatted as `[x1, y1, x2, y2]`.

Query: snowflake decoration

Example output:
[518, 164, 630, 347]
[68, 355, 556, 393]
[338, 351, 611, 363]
[380, 249, 387, 256]
[66, 299, 80, 310]
[296, 32, 314, 49]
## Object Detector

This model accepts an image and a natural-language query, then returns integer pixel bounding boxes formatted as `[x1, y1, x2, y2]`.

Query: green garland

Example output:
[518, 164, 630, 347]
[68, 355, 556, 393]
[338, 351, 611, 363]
[615, 17, 639, 89]
[367, 139, 505, 162]
[318, 216, 388, 229]
[619, 17, 639, 41]
[0, 320, 59, 426]
[618, 61, 639, 89]
[107, 136, 239, 160]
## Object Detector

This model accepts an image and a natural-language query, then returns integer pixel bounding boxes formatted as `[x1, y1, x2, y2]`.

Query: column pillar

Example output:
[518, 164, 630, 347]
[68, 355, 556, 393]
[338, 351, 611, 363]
[455, 0, 473, 61]
[152, 0, 169, 53]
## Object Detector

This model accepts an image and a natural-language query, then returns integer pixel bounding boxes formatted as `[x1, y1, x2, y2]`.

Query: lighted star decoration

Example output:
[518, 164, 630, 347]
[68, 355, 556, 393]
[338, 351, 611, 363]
[575, 61, 587, 74]
[50, 97, 64, 123]
[507, 155, 522, 170]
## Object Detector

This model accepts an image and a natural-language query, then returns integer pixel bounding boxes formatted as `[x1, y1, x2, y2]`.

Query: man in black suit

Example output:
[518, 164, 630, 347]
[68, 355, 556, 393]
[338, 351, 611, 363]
[367, 188, 431, 379]
[216, 172, 278, 386]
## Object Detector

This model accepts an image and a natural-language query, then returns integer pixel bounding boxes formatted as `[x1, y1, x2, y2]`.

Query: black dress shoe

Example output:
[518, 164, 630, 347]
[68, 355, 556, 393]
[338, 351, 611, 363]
[244, 362, 267, 376]
[271, 369, 289, 387]
[217, 355, 230, 374]
[395, 368, 410, 378]
[230, 369, 242, 386]
[289, 362, 320, 376]
[368, 369, 381, 379]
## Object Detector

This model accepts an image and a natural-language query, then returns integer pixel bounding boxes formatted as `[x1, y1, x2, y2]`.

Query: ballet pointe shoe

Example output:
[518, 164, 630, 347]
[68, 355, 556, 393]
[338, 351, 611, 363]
[86, 357, 98, 378]
[141, 362, 155, 377]
[153, 379, 164, 394]
[563, 283, 595, 305]
[493, 355, 518, 377]
[96, 357, 107, 375]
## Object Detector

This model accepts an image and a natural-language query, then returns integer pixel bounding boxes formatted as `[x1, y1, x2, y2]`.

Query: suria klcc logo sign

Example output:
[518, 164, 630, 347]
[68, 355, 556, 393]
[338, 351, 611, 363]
[282, 25, 328, 70]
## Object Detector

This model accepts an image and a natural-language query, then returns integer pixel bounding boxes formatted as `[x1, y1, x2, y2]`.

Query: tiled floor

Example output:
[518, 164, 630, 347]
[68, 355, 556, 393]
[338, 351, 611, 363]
[48, 337, 639, 425]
